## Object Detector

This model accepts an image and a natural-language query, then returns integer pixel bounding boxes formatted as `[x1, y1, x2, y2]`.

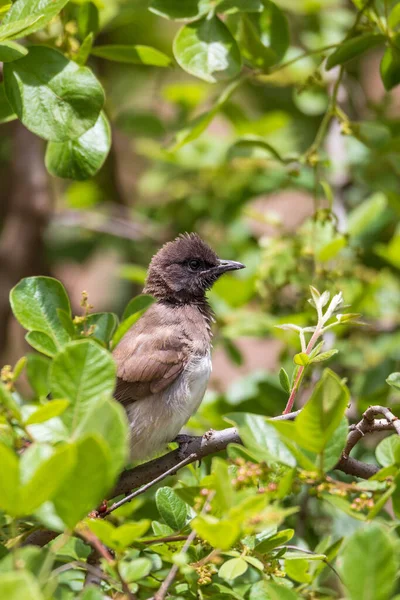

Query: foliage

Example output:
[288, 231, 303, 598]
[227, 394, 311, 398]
[2, 0, 400, 598]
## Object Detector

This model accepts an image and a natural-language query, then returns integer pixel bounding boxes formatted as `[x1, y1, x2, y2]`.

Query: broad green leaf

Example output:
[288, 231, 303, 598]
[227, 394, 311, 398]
[387, 372, 400, 391]
[156, 487, 188, 530]
[339, 524, 397, 600]
[326, 34, 384, 70]
[348, 193, 387, 239]
[0, 40, 27, 62]
[250, 581, 300, 600]
[26, 332, 58, 357]
[0, 82, 15, 123]
[255, 528, 294, 553]
[376, 435, 400, 467]
[119, 557, 152, 583]
[45, 112, 111, 180]
[91, 45, 172, 67]
[380, 43, 400, 90]
[0, 0, 69, 38]
[25, 400, 70, 425]
[0, 381, 21, 420]
[80, 587, 104, 600]
[218, 557, 248, 580]
[267, 1, 290, 61]
[149, 0, 211, 20]
[4, 46, 104, 142]
[53, 435, 111, 528]
[322, 416, 348, 472]
[294, 369, 349, 454]
[0, 16, 42, 41]
[239, 14, 277, 70]
[191, 515, 241, 550]
[83, 312, 118, 345]
[173, 15, 242, 83]
[217, 0, 263, 14]
[152, 520, 174, 536]
[226, 412, 296, 466]
[18, 443, 74, 515]
[73, 395, 129, 479]
[10, 277, 71, 349]
[285, 558, 311, 583]
[49, 340, 116, 433]
[0, 444, 19, 515]
[0, 570, 44, 600]
[86, 519, 150, 551]
[122, 295, 156, 321]
[211, 457, 234, 513]
[57, 309, 76, 338]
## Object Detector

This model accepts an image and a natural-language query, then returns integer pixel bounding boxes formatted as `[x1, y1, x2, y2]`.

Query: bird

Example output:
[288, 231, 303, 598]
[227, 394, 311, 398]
[112, 233, 245, 462]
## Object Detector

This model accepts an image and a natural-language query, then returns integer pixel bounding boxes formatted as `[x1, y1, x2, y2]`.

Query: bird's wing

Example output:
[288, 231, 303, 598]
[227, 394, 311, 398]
[113, 326, 190, 404]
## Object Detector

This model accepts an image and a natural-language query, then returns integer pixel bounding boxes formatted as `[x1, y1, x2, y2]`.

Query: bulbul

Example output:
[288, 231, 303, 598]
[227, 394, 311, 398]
[113, 233, 245, 461]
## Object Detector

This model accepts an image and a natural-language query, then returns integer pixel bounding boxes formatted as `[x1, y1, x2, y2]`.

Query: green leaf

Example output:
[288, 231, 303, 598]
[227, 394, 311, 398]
[26, 354, 50, 398]
[0, 570, 44, 600]
[173, 15, 242, 83]
[73, 395, 129, 479]
[0, 40, 27, 62]
[376, 435, 400, 467]
[191, 515, 241, 550]
[0, 16, 42, 41]
[75, 32, 94, 66]
[339, 524, 397, 600]
[255, 528, 294, 553]
[149, 0, 211, 20]
[250, 581, 300, 600]
[45, 111, 111, 180]
[25, 400, 70, 425]
[4, 46, 104, 142]
[268, 1, 290, 61]
[25, 332, 58, 357]
[53, 435, 111, 528]
[348, 193, 387, 239]
[285, 558, 311, 583]
[87, 519, 150, 551]
[156, 487, 188, 530]
[0, 0, 70, 39]
[0, 444, 19, 515]
[77, 1, 98, 39]
[239, 14, 277, 70]
[310, 349, 338, 363]
[322, 416, 348, 472]
[317, 237, 346, 262]
[49, 339, 116, 433]
[227, 136, 289, 163]
[225, 413, 296, 466]
[91, 45, 172, 67]
[293, 352, 310, 366]
[326, 34, 384, 70]
[0, 381, 21, 420]
[10, 277, 71, 349]
[0, 82, 16, 123]
[217, 0, 263, 14]
[294, 369, 349, 454]
[387, 372, 400, 391]
[18, 443, 74, 515]
[119, 557, 152, 583]
[219, 557, 248, 580]
[122, 295, 156, 321]
[83, 312, 118, 345]
[380, 43, 400, 91]
[57, 309, 76, 338]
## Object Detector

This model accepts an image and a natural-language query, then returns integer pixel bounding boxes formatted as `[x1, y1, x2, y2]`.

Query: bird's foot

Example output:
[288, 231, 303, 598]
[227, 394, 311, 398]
[173, 434, 193, 459]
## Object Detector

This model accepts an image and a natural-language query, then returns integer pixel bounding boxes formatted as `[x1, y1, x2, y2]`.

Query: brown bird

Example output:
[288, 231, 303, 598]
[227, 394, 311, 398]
[113, 233, 245, 461]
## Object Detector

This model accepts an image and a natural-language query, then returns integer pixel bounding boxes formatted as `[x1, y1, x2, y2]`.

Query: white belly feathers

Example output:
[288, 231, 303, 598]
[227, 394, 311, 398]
[126, 351, 211, 461]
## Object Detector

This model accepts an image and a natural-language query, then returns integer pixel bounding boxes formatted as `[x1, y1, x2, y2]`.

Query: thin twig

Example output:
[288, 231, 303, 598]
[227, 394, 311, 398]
[103, 453, 198, 516]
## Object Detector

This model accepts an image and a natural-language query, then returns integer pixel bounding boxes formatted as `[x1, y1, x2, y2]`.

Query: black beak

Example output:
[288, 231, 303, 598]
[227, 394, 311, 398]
[215, 259, 246, 274]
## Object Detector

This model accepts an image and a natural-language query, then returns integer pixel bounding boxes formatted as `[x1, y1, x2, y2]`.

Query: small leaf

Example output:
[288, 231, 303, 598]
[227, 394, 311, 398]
[26, 354, 50, 398]
[4, 46, 104, 142]
[255, 528, 294, 553]
[387, 372, 400, 391]
[91, 45, 172, 67]
[119, 557, 152, 583]
[0, 0, 70, 39]
[122, 295, 156, 321]
[326, 34, 384, 70]
[285, 558, 311, 583]
[376, 435, 400, 467]
[309, 349, 338, 363]
[155, 487, 188, 531]
[293, 352, 310, 366]
[279, 367, 291, 393]
[0, 40, 27, 62]
[239, 14, 277, 70]
[380, 43, 400, 91]
[45, 112, 111, 180]
[191, 515, 241, 550]
[219, 557, 248, 580]
[25, 400, 70, 425]
[0, 443, 19, 515]
[26, 332, 58, 357]
[75, 32, 94, 66]
[173, 15, 242, 83]
[0, 82, 16, 123]
[84, 312, 118, 345]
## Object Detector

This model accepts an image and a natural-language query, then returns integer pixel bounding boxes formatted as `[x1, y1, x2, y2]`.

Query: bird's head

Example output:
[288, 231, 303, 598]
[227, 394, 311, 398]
[144, 233, 245, 302]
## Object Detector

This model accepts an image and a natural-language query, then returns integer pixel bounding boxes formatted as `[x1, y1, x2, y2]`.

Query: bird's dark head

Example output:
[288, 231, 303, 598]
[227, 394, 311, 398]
[144, 233, 245, 303]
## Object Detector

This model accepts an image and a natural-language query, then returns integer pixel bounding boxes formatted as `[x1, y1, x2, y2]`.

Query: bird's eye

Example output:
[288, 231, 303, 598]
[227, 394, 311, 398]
[188, 259, 202, 271]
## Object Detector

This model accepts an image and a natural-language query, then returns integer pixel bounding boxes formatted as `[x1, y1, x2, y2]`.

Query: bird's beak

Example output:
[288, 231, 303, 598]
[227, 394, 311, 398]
[215, 259, 246, 274]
